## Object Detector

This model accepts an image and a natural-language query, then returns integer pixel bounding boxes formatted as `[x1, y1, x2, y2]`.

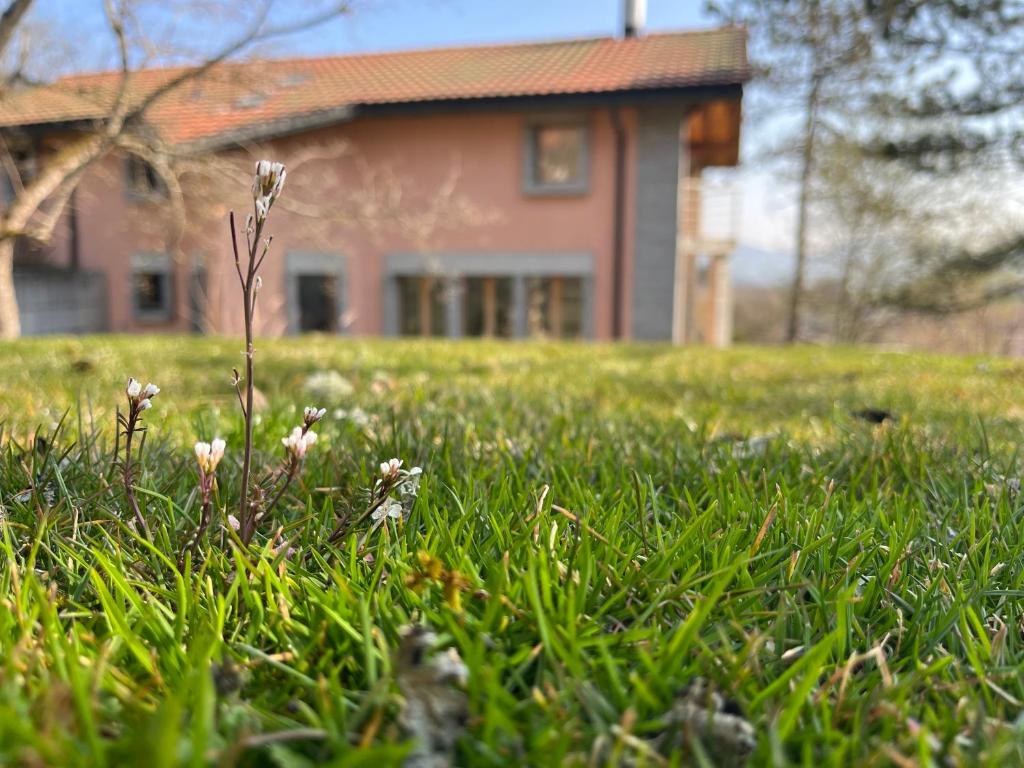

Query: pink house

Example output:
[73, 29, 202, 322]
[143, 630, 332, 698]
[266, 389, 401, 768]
[1, 23, 748, 343]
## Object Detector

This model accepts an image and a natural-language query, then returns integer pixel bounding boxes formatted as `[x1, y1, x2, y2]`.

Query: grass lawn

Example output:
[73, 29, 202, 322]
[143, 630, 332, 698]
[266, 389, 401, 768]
[2, 336, 1024, 766]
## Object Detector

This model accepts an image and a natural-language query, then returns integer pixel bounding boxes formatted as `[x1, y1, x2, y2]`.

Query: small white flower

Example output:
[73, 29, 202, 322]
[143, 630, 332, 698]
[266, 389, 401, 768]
[126, 378, 142, 398]
[227, 514, 240, 531]
[252, 160, 286, 220]
[303, 406, 327, 425]
[211, 438, 226, 464]
[372, 497, 404, 522]
[138, 398, 152, 411]
[282, 427, 301, 449]
[380, 458, 402, 481]
[282, 426, 317, 459]
[195, 438, 226, 474]
[195, 441, 211, 463]
[143, 383, 160, 398]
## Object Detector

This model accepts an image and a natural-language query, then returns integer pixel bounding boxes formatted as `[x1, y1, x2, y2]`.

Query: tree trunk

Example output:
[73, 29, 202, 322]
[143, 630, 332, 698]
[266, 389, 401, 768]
[785, 75, 821, 344]
[0, 238, 20, 338]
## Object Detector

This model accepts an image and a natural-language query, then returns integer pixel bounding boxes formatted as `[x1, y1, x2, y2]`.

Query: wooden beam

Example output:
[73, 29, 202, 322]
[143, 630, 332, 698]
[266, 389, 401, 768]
[482, 277, 496, 337]
[550, 277, 563, 338]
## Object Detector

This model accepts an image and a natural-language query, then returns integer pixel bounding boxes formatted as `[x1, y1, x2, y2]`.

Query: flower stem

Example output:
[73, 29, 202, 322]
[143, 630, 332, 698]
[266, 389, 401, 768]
[233, 210, 264, 546]
[122, 409, 150, 540]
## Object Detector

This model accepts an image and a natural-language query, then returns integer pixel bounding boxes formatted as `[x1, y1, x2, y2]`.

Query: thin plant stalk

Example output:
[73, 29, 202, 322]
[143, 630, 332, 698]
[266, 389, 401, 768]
[231, 160, 286, 546]
[121, 408, 149, 539]
[230, 210, 265, 545]
[118, 378, 159, 540]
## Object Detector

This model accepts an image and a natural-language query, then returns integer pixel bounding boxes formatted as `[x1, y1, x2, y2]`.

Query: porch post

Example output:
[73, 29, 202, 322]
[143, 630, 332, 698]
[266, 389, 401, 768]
[707, 252, 732, 348]
[512, 276, 527, 338]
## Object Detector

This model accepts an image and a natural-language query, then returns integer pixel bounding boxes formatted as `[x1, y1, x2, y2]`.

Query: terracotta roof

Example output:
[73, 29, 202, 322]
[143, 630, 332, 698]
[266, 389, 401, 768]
[0, 28, 748, 146]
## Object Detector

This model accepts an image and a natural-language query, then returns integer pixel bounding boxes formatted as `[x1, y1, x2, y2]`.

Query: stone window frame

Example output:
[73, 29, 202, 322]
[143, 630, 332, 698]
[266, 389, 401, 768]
[285, 251, 348, 334]
[521, 114, 591, 197]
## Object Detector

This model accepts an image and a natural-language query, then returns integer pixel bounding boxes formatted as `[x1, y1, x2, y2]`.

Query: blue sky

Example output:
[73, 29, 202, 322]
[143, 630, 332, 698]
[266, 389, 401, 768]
[38, 1, 715, 67]
[289, 1, 713, 55]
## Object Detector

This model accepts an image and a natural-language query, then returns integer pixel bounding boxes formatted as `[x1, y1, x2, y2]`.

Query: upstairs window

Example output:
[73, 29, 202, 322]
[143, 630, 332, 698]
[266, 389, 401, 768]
[125, 156, 166, 200]
[524, 121, 589, 195]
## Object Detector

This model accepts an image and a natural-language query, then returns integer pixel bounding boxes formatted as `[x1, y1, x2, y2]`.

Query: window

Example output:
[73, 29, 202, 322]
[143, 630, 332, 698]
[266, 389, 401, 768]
[463, 277, 513, 338]
[397, 276, 447, 337]
[125, 157, 166, 199]
[286, 252, 347, 335]
[297, 274, 338, 332]
[524, 122, 588, 195]
[132, 253, 173, 322]
[526, 276, 583, 339]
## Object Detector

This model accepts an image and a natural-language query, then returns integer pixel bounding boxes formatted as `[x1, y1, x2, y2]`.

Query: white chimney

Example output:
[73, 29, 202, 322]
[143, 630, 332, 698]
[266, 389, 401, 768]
[624, 0, 647, 37]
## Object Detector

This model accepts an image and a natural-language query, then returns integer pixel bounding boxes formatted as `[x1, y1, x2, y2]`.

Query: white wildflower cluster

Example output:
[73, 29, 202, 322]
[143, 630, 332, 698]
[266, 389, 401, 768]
[371, 458, 423, 523]
[252, 160, 286, 221]
[303, 406, 327, 427]
[126, 377, 160, 412]
[303, 370, 354, 402]
[274, 407, 325, 462]
[194, 438, 226, 475]
[380, 457, 403, 482]
[334, 406, 370, 428]
[282, 426, 317, 460]
[379, 458, 423, 493]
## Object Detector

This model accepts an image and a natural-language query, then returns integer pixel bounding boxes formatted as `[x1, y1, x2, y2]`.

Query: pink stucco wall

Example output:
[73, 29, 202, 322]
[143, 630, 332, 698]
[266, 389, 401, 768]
[71, 106, 653, 339]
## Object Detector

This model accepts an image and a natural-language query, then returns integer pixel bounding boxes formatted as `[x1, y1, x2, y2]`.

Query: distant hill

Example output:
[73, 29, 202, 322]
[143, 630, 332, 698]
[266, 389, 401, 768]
[731, 243, 792, 287]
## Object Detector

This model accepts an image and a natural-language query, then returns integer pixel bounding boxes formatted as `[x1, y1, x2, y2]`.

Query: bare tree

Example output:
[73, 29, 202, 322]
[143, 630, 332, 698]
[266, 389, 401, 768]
[0, 0, 350, 338]
[707, 0, 874, 342]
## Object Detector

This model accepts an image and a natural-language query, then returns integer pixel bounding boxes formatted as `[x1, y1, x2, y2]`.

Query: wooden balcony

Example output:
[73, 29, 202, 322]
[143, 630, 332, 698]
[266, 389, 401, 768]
[673, 175, 740, 347]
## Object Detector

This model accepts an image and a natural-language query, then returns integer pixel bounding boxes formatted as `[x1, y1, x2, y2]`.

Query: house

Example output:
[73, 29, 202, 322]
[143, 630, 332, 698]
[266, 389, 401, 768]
[0, 17, 748, 343]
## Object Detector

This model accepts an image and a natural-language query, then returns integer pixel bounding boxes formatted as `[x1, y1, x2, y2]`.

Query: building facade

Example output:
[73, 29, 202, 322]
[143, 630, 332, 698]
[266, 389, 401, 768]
[1, 26, 748, 343]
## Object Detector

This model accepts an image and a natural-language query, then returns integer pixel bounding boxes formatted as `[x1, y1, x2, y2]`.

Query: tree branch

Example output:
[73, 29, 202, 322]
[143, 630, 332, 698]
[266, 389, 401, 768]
[0, 0, 33, 63]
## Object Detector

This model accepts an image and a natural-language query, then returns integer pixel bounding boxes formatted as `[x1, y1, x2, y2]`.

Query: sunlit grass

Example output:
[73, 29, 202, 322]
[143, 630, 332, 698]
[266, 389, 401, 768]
[2, 336, 1024, 765]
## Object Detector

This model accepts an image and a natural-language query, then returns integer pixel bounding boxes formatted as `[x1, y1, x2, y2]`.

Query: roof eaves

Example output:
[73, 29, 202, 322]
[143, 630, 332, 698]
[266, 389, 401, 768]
[174, 80, 749, 149]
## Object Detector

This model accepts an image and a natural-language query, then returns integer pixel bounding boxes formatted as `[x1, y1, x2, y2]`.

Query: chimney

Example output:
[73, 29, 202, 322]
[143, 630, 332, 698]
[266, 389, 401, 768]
[624, 0, 646, 37]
